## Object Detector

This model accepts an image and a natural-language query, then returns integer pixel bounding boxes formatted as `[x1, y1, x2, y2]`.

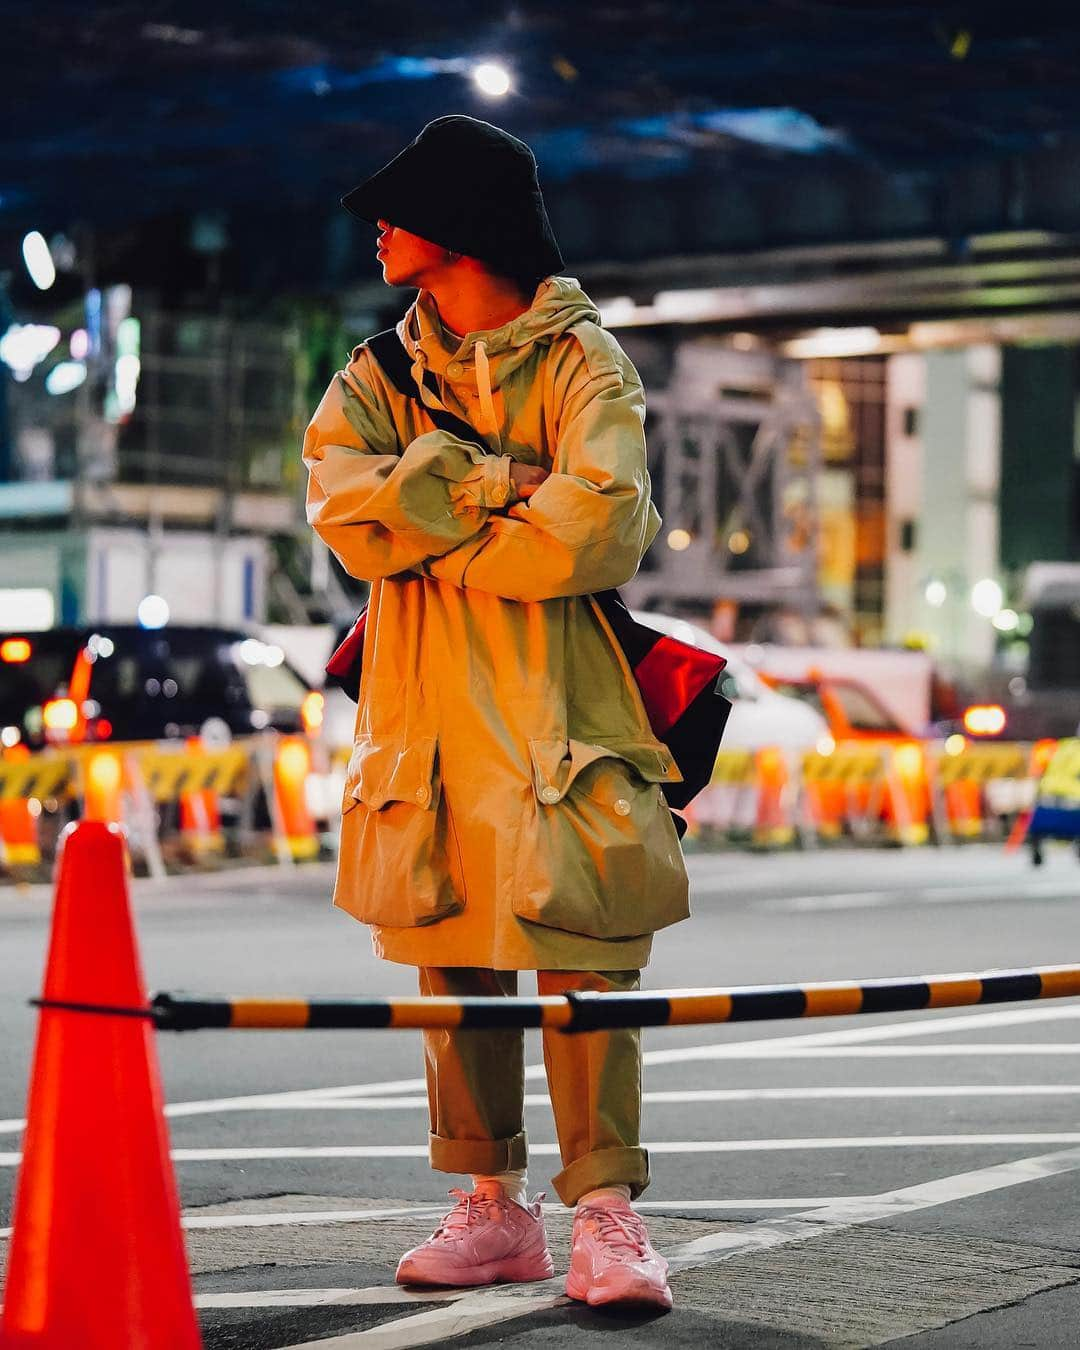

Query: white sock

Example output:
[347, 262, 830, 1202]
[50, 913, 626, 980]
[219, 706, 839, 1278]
[577, 1184, 632, 1209]
[471, 1169, 528, 1208]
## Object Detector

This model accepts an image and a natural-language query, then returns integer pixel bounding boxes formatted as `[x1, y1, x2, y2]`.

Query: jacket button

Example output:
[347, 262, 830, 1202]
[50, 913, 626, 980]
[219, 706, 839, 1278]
[613, 798, 632, 816]
[368, 793, 382, 808]
[447, 361, 463, 377]
[540, 786, 560, 804]
[415, 786, 430, 805]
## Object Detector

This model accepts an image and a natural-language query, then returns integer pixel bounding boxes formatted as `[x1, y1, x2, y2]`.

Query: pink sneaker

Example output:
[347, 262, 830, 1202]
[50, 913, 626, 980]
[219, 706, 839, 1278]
[565, 1194, 673, 1309]
[395, 1181, 554, 1287]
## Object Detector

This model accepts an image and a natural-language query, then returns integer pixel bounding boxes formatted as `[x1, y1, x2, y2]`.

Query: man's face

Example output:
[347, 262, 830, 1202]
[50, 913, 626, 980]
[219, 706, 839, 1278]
[376, 219, 455, 288]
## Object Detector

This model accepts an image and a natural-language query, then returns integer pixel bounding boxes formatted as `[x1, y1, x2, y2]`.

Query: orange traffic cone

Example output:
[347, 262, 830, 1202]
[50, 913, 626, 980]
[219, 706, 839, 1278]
[0, 820, 200, 1349]
[272, 735, 319, 860]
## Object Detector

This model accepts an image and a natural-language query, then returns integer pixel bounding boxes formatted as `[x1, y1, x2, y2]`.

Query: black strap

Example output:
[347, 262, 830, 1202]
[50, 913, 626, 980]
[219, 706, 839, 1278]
[365, 328, 490, 454]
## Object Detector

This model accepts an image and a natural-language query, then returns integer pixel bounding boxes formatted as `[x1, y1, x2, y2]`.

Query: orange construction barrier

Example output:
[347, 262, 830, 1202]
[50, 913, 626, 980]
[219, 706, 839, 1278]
[272, 735, 319, 860]
[0, 821, 200, 1349]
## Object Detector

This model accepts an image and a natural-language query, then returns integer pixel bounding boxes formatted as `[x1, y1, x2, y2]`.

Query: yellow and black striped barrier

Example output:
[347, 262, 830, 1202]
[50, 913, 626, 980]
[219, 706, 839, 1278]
[136, 745, 251, 803]
[0, 752, 73, 803]
[34, 964, 1080, 1033]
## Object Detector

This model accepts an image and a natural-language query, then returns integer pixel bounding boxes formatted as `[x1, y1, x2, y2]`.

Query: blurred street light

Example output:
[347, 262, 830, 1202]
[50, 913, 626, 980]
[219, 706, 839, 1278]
[21, 231, 56, 290]
[971, 578, 1003, 618]
[472, 62, 512, 97]
[728, 529, 751, 555]
[0, 323, 61, 381]
[45, 361, 87, 395]
[666, 528, 692, 551]
[924, 578, 947, 608]
[137, 594, 170, 629]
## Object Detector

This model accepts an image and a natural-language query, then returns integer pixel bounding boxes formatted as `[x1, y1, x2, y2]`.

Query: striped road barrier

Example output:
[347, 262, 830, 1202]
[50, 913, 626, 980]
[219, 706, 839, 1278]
[31, 964, 1080, 1034]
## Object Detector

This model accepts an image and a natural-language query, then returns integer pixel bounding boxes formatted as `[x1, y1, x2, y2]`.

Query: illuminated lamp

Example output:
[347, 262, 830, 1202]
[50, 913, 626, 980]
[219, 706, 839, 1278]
[301, 691, 325, 734]
[42, 698, 78, 733]
[1, 638, 31, 663]
[962, 705, 1007, 737]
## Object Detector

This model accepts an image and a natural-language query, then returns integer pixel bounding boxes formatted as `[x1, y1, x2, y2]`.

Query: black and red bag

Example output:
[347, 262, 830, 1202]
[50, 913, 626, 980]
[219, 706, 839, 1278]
[325, 328, 731, 815]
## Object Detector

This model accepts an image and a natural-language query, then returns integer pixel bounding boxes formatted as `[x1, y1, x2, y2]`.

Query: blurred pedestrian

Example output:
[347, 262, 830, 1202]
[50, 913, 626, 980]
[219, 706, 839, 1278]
[303, 115, 688, 1309]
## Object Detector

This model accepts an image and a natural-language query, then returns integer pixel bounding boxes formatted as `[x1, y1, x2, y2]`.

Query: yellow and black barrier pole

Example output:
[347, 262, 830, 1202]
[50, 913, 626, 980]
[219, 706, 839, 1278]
[34, 964, 1080, 1033]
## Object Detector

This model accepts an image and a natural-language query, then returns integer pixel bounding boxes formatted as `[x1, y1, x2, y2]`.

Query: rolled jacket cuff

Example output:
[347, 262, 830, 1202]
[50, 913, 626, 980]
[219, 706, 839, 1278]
[429, 1129, 529, 1176]
[481, 454, 516, 509]
[552, 1145, 650, 1207]
[446, 453, 516, 516]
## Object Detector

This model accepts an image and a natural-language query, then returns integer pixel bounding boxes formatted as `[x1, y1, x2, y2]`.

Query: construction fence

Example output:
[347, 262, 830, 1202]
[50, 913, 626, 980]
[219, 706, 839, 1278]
[2, 734, 1078, 878]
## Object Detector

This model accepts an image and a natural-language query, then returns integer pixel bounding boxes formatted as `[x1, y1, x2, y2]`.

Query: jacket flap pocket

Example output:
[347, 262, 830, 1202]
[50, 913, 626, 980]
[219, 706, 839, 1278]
[528, 737, 681, 804]
[347, 733, 439, 811]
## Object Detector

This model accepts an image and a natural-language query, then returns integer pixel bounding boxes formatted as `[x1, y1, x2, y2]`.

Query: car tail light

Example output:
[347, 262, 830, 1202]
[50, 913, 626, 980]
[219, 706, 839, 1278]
[43, 697, 78, 738]
[963, 704, 1006, 736]
[301, 690, 325, 734]
[0, 638, 31, 663]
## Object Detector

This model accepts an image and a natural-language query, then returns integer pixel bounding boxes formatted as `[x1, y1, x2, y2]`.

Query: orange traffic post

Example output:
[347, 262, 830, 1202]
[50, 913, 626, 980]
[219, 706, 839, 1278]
[273, 735, 319, 860]
[178, 737, 224, 860]
[886, 743, 931, 846]
[944, 778, 984, 839]
[753, 746, 794, 848]
[83, 748, 124, 825]
[0, 820, 201, 1349]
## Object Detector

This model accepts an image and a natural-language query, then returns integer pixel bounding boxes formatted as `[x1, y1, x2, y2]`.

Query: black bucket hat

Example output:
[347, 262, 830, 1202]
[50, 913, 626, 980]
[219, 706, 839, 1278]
[341, 115, 564, 281]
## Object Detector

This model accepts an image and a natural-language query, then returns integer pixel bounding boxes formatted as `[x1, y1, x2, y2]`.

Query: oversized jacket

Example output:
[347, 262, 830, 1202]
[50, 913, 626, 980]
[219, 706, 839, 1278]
[302, 276, 689, 970]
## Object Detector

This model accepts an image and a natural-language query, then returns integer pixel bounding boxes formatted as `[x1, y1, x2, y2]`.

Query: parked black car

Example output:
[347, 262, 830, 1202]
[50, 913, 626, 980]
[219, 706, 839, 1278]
[0, 625, 320, 750]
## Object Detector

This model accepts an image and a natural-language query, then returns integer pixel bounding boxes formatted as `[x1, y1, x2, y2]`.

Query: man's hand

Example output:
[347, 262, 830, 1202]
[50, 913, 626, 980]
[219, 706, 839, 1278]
[510, 462, 550, 500]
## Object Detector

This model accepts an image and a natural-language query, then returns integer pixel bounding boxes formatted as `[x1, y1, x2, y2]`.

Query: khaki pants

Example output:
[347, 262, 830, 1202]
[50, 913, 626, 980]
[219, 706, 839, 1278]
[419, 967, 648, 1207]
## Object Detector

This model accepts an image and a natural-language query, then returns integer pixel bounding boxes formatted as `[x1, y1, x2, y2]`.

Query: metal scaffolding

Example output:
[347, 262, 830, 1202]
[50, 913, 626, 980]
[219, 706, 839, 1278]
[625, 343, 822, 616]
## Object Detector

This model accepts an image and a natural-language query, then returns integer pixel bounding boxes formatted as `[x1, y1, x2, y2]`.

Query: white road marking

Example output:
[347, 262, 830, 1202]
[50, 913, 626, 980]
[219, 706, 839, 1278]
[640, 1084, 1080, 1100]
[195, 1287, 464, 1309]
[712, 1044, 1080, 1057]
[0, 1197, 874, 1241]
[667, 1141, 1080, 1267]
[757, 879, 1077, 911]
[6, 1134, 1080, 1168]
[201, 1083, 1080, 1110]
[639, 1001, 1080, 1066]
[183, 1205, 444, 1231]
[268, 1143, 1080, 1348]
[279, 1288, 569, 1349]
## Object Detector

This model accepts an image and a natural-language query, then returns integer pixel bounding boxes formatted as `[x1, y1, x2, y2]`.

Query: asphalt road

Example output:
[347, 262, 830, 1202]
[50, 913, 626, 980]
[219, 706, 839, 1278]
[3, 841, 1080, 1347]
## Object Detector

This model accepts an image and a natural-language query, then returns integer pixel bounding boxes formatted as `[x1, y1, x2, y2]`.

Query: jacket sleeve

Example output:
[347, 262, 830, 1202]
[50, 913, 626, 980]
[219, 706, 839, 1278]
[422, 358, 661, 601]
[302, 348, 519, 581]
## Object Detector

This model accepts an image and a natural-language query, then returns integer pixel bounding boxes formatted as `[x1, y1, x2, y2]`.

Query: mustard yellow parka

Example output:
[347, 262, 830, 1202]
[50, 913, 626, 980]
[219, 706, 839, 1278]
[303, 276, 689, 970]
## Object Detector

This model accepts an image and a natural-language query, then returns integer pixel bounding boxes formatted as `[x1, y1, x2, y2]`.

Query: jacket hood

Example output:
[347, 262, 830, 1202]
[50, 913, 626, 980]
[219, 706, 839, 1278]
[399, 275, 601, 391]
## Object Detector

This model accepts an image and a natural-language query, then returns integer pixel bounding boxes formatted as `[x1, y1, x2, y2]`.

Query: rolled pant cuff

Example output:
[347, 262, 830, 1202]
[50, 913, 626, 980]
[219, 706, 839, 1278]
[553, 1146, 650, 1207]
[428, 1130, 528, 1176]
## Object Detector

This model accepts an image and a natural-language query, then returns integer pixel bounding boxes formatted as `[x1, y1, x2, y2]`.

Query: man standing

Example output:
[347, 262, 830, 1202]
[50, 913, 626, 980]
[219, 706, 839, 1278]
[303, 115, 689, 1309]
